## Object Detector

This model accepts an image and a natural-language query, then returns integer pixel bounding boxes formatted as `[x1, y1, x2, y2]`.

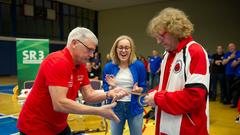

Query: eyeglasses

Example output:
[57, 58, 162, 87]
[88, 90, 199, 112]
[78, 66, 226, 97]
[76, 39, 95, 54]
[156, 32, 167, 43]
[160, 32, 167, 37]
[117, 46, 131, 51]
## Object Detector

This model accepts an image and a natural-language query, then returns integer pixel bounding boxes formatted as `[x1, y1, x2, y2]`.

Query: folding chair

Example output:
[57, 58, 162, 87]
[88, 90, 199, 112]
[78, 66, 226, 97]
[23, 80, 34, 89]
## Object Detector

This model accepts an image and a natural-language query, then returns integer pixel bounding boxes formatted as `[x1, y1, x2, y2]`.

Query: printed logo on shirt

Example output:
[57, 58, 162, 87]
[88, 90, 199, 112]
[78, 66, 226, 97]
[68, 74, 73, 87]
[78, 75, 84, 81]
[174, 60, 182, 73]
[68, 81, 73, 87]
[78, 75, 84, 85]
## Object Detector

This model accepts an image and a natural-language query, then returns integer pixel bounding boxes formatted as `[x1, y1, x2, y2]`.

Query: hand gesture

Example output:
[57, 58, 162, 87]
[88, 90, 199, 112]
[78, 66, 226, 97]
[99, 102, 120, 123]
[105, 74, 116, 87]
[144, 90, 157, 107]
[131, 82, 143, 95]
[229, 52, 236, 59]
[215, 60, 222, 65]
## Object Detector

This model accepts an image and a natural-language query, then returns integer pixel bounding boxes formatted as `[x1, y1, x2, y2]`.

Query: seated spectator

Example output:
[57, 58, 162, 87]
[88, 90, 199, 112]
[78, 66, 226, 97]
[92, 52, 101, 70]
[92, 61, 101, 78]
[86, 61, 99, 80]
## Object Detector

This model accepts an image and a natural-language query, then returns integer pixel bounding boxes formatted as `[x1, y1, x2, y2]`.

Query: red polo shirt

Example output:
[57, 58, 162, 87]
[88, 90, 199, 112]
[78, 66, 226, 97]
[17, 48, 90, 135]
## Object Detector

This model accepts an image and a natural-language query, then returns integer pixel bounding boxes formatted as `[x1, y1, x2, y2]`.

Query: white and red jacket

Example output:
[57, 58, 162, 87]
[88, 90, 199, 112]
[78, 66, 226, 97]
[151, 36, 209, 135]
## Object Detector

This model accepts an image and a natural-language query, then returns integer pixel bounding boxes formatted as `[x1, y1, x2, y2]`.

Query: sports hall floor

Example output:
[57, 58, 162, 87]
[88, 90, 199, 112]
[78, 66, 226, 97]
[0, 76, 239, 135]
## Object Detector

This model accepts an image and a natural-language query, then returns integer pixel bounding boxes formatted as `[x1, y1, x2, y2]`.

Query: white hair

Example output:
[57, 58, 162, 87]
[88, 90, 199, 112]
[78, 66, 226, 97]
[67, 27, 98, 46]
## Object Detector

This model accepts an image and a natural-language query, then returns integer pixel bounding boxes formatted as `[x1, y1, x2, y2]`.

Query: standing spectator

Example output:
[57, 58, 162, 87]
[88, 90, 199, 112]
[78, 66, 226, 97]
[144, 7, 210, 135]
[222, 43, 239, 104]
[206, 48, 213, 64]
[103, 35, 147, 135]
[139, 55, 148, 71]
[106, 53, 112, 63]
[148, 50, 162, 89]
[210, 45, 226, 102]
[230, 49, 240, 108]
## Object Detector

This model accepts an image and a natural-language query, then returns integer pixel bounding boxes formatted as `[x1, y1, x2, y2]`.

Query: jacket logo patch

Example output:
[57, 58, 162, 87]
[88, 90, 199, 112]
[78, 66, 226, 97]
[68, 74, 73, 87]
[174, 60, 182, 73]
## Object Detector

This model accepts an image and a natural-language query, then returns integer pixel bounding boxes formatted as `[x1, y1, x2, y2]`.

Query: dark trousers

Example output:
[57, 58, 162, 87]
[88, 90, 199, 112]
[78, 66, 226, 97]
[226, 75, 235, 103]
[231, 77, 240, 107]
[210, 73, 226, 101]
[20, 125, 72, 135]
[149, 72, 159, 89]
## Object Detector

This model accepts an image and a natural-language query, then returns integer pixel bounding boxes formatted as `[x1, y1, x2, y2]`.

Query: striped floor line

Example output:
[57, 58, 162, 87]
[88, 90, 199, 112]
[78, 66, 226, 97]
[0, 113, 19, 135]
[0, 85, 15, 94]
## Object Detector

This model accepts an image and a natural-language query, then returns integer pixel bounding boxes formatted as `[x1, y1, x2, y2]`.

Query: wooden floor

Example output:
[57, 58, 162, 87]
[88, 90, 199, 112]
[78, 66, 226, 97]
[0, 76, 239, 134]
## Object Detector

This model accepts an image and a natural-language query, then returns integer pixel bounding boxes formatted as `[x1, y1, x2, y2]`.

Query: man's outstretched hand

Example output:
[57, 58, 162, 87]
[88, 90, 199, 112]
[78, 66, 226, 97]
[99, 102, 120, 123]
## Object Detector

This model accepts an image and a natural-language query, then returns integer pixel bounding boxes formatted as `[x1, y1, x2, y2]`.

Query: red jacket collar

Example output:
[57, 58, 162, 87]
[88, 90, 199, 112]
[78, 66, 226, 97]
[169, 36, 193, 54]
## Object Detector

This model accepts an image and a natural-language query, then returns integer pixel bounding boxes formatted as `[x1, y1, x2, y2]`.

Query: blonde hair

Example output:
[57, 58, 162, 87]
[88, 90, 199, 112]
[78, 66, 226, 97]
[147, 7, 194, 39]
[110, 35, 137, 65]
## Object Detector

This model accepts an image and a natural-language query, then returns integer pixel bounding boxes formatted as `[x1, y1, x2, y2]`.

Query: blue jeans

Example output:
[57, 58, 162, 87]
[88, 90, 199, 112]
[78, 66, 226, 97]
[110, 102, 143, 135]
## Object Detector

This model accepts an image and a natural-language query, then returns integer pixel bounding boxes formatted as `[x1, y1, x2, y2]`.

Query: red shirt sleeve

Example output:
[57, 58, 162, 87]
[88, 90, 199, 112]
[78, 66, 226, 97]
[154, 88, 206, 115]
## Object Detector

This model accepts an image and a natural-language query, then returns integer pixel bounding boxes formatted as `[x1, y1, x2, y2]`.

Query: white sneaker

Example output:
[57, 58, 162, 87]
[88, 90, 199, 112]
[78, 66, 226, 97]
[235, 115, 240, 124]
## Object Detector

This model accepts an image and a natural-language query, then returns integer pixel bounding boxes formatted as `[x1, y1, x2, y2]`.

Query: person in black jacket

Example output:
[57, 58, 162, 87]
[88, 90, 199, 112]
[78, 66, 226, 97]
[210, 45, 226, 102]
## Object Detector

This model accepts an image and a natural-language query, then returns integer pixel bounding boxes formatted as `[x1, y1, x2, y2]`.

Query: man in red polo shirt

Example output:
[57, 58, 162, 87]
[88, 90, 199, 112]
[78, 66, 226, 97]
[144, 8, 210, 135]
[17, 27, 128, 135]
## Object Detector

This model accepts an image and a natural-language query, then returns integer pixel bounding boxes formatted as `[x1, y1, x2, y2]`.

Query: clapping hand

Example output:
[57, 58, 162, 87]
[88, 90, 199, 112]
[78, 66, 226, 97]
[229, 52, 236, 59]
[105, 74, 116, 87]
[131, 82, 143, 95]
